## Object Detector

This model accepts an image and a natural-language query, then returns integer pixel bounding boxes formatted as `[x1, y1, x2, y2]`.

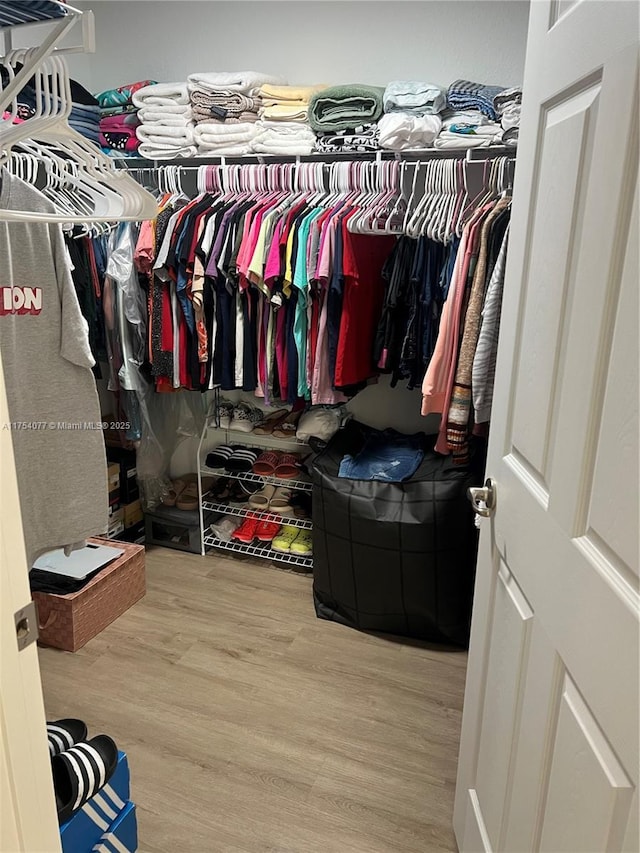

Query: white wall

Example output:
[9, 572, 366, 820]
[70, 0, 530, 94]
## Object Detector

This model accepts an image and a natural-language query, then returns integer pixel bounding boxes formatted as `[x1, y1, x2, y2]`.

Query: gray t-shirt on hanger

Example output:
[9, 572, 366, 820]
[0, 170, 107, 564]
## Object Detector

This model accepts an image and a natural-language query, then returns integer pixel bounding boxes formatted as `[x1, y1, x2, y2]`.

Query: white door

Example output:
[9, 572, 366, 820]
[0, 351, 61, 852]
[454, 1, 639, 851]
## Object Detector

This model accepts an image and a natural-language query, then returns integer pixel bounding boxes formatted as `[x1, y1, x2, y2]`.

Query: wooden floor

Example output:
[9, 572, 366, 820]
[39, 546, 467, 853]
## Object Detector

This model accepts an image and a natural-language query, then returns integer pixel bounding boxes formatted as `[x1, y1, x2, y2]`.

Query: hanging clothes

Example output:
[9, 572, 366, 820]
[0, 169, 107, 563]
[419, 192, 512, 462]
[136, 177, 399, 405]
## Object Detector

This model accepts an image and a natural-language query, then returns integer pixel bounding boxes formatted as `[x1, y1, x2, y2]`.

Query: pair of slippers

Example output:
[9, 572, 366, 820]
[163, 475, 214, 510]
[272, 526, 313, 555]
[205, 445, 258, 473]
[207, 477, 255, 506]
[253, 451, 303, 479]
[248, 484, 293, 514]
[47, 719, 118, 825]
[253, 409, 302, 438]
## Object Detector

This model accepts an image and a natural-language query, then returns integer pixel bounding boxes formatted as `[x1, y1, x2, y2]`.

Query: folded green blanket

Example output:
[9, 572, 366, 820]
[308, 84, 384, 132]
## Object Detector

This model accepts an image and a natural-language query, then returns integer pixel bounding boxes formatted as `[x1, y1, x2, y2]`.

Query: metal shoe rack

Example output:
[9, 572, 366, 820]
[197, 398, 314, 570]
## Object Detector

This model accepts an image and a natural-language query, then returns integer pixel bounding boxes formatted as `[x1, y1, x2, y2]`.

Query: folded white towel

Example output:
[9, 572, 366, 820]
[254, 120, 315, 136]
[194, 121, 258, 147]
[138, 110, 193, 127]
[138, 141, 198, 159]
[378, 113, 442, 150]
[138, 104, 192, 120]
[252, 138, 315, 155]
[196, 143, 254, 155]
[133, 82, 190, 108]
[187, 71, 285, 94]
[250, 120, 315, 155]
[137, 124, 195, 145]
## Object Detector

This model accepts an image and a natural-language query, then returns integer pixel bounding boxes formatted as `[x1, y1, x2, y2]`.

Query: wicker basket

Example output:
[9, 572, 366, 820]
[33, 538, 146, 652]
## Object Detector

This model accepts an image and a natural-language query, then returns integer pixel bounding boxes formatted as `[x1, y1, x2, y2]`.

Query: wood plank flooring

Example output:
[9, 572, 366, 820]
[39, 546, 467, 853]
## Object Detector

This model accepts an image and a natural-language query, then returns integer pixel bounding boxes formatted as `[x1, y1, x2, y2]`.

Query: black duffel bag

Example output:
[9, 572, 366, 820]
[310, 420, 480, 647]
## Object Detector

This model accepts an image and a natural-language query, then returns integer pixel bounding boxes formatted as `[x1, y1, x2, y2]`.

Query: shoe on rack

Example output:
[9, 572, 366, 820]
[253, 450, 281, 476]
[248, 483, 276, 510]
[270, 486, 294, 515]
[272, 525, 300, 553]
[205, 444, 239, 469]
[290, 528, 313, 556]
[256, 519, 281, 542]
[290, 490, 312, 519]
[215, 398, 234, 429]
[228, 482, 249, 506]
[239, 478, 263, 496]
[232, 514, 261, 543]
[230, 402, 265, 433]
[253, 409, 288, 435]
[274, 453, 302, 479]
[207, 477, 232, 503]
[272, 409, 302, 439]
[225, 447, 259, 473]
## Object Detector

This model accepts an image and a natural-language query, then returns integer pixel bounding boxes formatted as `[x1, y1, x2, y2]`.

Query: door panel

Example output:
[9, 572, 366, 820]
[584, 188, 639, 577]
[0, 347, 61, 851]
[510, 81, 601, 495]
[538, 675, 634, 853]
[454, 2, 639, 850]
[474, 561, 533, 850]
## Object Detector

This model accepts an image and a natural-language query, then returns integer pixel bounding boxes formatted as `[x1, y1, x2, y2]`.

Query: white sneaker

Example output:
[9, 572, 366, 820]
[231, 403, 265, 433]
[216, 399, 234, 429]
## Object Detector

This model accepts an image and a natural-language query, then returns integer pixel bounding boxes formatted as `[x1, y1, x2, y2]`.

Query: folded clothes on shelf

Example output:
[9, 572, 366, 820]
[308, 84, 384, 132]
[383, 80, 446, 116]
[378, 112, 442, 150]
[187, 70, 285, 94]
[252, 120, 316, 155]
[190, 89, 261, 124]
[194, 120, 259, 154]
[314, 123, 380, 153]
[133, 82, 196, 159]
[446, 78, 507, 121]
[96, 79, 156, 109]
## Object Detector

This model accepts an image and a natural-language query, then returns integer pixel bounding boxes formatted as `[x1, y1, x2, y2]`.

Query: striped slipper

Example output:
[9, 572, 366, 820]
[47, 719, 88, 757]
[205, 444, 239, 469]
[52, 735, 118, 825]
[224, 447, 259, 473]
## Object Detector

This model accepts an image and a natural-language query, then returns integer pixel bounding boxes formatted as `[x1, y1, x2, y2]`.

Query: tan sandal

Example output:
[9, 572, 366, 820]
[162, 479, 186, 507]
[270, 486, 294, 515]
[253, 409, 288, 436]
[176, 481, 199, 511]
[248, 483, 276, 510]
[272, 410, 302, 439]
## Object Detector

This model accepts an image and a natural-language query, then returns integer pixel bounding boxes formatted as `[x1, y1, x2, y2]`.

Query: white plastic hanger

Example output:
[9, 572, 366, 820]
[0, 49, 157, 222]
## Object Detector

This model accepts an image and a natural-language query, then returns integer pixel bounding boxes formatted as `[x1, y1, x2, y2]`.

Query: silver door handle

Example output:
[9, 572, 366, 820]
[467, 478, 496, 517]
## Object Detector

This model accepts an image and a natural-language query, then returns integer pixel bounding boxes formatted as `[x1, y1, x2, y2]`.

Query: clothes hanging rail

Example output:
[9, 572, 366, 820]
[115, 146, 516, 170]
[118, 149, 515, 241]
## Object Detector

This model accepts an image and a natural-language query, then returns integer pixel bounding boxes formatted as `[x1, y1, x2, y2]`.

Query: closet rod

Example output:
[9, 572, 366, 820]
[114, 146, 516, 171]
